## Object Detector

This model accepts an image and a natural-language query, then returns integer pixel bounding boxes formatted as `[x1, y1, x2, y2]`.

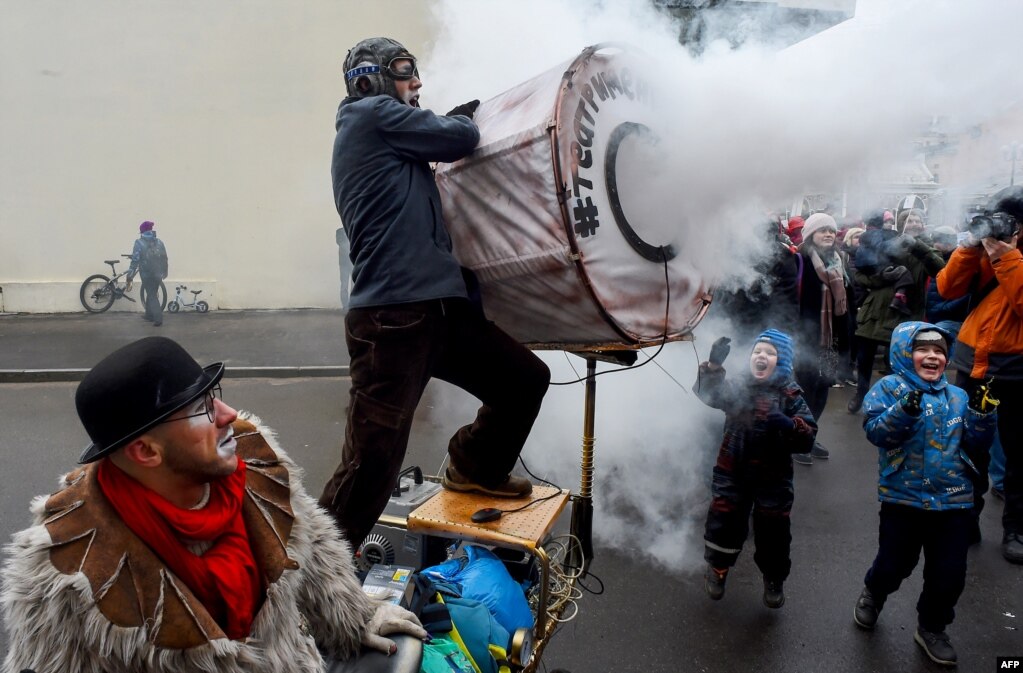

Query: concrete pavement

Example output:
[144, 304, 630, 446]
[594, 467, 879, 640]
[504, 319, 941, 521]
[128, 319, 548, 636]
[0, 309, 349, 381]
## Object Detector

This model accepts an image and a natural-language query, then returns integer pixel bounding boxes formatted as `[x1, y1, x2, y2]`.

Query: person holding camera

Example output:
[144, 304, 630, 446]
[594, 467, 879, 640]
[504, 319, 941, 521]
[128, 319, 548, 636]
[936, 186, 1023, 565]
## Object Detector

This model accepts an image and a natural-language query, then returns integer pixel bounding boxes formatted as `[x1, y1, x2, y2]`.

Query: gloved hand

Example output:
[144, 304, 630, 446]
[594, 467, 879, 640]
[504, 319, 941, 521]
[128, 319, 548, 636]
[969, 381, 1000, 413]
[880, 265, 907, 281]
[765, 409, 795, 432]
[362, 602, 429, 655]
[901, 390, 923, 416]
[445, 99, 480, 119]
[708, 337, 732, 366]
[891, 234, 915, 253]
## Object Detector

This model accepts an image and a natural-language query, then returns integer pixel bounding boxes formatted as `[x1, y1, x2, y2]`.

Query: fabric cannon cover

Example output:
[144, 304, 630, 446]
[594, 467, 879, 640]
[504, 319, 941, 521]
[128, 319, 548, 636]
[436, 44, 711, 350]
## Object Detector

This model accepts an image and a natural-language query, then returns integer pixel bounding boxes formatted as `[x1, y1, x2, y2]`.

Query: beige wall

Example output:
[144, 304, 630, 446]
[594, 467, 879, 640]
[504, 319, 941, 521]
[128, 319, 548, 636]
[0, 1, 435, 311]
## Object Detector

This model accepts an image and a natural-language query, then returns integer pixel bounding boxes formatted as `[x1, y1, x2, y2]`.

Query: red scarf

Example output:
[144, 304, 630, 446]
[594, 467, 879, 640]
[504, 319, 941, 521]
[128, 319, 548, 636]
[97, 457, 263, 640]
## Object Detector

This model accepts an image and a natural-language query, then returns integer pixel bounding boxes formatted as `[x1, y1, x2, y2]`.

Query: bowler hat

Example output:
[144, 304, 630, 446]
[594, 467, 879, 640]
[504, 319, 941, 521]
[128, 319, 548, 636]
[76, 337, 224, 463]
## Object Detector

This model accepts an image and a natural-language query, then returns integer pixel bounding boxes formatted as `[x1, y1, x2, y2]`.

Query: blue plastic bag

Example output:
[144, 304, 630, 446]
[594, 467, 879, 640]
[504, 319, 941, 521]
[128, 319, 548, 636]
[422, 545, 534, 633]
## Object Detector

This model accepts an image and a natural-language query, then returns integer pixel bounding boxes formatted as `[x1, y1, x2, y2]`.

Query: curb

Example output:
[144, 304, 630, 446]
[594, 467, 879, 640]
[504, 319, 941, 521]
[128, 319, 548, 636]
[0, 366, 350, 383]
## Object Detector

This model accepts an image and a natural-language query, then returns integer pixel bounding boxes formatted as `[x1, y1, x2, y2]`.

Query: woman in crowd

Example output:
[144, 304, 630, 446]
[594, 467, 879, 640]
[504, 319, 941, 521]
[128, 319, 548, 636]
[793, 213, 851, 465]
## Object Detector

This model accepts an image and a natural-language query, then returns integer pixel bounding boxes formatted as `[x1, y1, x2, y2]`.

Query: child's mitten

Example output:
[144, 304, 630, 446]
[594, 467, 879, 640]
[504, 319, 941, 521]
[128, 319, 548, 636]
[901, 390, 923, 416]
[709, 337, 732, 366]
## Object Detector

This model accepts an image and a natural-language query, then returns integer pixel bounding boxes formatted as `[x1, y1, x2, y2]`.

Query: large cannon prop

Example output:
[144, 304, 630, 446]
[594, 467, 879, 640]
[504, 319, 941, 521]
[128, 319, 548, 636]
[437, 44, 712, 351]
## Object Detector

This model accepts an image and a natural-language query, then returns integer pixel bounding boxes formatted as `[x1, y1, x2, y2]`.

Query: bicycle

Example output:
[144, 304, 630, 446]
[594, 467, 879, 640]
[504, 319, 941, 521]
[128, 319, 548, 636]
[167, 285, 209, 313]
[79, 255, 167, 314]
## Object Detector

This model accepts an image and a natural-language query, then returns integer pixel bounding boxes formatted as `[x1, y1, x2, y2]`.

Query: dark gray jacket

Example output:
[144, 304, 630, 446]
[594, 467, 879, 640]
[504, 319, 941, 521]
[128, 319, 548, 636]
[331, 95, 480, 308]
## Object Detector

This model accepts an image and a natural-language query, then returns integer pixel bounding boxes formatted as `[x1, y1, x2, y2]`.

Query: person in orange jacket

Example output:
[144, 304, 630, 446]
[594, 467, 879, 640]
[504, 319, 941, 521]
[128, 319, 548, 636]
[936, 186, 1023, 565]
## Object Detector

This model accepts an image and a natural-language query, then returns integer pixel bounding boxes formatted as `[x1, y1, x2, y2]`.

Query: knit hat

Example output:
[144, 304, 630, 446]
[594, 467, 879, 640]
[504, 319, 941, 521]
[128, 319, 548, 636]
[896, 208, 925, 234]
[139, 220, 155, 233]
[863, 209, 886, 229]
[801, 213, 838, 242]
[752, 328, 794, 383]
[787, 216, 805, 233]
[913, 329, 948, 356]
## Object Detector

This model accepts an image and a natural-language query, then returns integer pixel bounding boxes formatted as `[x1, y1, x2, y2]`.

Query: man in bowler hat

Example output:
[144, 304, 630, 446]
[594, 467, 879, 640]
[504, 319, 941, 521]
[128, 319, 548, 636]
[1, 336, 426, 673]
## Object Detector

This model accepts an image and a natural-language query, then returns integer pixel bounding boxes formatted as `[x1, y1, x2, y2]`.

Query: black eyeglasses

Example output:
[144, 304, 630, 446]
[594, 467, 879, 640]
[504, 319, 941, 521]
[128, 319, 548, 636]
[163, 385, 222, 425]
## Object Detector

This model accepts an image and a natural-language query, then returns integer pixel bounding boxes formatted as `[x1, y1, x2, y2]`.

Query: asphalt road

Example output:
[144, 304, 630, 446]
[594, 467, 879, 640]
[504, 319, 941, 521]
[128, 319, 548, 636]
[1, 376, 1019, 672]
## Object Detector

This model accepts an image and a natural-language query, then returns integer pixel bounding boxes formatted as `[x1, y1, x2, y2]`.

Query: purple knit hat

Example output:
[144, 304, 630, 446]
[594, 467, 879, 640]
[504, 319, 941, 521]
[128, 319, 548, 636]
[139, 221, 155, 233]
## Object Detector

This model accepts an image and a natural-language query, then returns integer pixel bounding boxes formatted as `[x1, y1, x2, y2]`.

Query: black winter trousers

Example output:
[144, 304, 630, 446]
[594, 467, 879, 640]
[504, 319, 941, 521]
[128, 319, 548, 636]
[854, 337, 889, 400]
[704, 459, 794, 582]
[863, 503, 973, 632]
[141, 274, 163, 324]
[795, 362, 829, 432]
[318, 298, 550, 549]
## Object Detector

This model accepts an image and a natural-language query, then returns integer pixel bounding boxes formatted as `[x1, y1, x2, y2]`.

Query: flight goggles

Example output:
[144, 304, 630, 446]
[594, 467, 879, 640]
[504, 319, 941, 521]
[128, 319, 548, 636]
[345, 56, 419, 83]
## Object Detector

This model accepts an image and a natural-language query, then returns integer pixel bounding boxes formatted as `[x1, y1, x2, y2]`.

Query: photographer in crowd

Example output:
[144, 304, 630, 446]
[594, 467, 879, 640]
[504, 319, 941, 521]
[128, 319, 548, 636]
[936, 186, 1023, 564]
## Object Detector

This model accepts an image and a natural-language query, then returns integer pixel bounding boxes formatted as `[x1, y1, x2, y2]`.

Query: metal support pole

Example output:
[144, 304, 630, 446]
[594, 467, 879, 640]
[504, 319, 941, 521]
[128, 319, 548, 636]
[569, 357, 596, 570]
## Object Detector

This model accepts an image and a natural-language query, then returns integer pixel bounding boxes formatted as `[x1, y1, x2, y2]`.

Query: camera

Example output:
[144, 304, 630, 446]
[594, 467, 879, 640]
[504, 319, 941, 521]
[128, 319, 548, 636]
[967, 212, 1019, 242]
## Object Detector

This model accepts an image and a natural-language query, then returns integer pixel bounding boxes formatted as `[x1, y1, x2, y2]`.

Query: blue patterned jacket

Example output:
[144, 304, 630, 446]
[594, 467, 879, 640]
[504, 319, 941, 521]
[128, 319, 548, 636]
[863, 321, 996, 510]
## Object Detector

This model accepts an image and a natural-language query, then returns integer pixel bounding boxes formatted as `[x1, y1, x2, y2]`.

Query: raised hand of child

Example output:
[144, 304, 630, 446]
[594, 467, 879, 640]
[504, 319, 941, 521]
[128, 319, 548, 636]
[765, 409, 795, 432]
[968, 381, 1000, 414]
[901, 390, 923, 416]
[708, 337, 731, 366]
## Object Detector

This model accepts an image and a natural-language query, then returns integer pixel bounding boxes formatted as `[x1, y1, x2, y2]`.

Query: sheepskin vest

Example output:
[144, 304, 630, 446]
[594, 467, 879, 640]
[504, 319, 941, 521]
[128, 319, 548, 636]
[2, 415, 375, 673]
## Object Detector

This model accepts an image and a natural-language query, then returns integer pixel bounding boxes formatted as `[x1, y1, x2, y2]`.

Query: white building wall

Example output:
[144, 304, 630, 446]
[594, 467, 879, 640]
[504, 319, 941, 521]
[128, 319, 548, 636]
[0, 1, 435, 311]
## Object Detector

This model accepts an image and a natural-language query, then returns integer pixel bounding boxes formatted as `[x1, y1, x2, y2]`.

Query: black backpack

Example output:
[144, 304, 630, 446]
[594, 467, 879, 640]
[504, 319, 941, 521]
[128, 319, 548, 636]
[139, 237, 168, 278]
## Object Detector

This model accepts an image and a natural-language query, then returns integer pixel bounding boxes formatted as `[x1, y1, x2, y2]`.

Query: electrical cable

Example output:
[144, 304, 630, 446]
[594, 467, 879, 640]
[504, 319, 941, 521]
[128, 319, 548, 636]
[691, 338, 703, 392]
[641, 350, 689, 393]
[549, 250, 671, 386]
[470, 456, 564, 522]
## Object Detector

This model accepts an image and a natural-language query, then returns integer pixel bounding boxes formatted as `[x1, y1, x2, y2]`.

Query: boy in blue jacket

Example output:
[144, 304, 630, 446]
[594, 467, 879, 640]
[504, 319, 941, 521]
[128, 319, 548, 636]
[853, 321, 997, 667]
[695, 329, 817, 609]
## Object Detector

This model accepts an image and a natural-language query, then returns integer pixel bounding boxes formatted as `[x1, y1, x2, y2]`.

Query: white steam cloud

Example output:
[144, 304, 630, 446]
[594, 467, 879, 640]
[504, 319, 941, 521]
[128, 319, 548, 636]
[416, 0, 1023, 571]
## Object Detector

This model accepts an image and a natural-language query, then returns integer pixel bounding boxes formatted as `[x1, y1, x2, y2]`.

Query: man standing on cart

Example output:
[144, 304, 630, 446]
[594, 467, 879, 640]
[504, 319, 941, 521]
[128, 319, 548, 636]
[320, 37, 551, 549]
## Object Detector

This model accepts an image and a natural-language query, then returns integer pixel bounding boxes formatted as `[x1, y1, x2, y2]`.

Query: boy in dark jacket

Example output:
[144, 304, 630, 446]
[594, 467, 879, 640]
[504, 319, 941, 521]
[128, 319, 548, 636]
[853, 322, 996, 667]
[695, 329, 817, 608]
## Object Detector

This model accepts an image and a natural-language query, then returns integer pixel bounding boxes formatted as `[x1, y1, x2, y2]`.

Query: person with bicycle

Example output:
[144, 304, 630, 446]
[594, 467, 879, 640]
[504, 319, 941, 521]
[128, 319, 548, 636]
[127, 220, 169, 326]
[319, 37, 551, 550]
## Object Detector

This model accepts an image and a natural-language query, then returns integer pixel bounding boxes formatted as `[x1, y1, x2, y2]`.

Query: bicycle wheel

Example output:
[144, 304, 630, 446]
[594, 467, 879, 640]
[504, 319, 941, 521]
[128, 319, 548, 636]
[167, 301, 180, 313]
[80, 274, 115, 313]
[196, 300, 209, 313]
[140, 281, 168, 311]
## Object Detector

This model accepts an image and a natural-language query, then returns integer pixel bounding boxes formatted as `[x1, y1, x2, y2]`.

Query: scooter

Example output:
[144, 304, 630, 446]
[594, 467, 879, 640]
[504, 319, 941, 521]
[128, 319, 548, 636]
[167, 285, 209, 313]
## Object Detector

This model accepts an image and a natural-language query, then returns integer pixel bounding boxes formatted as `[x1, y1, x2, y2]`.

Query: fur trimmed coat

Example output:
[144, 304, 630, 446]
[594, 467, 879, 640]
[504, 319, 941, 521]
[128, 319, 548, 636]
[2, 414, 377, 673]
